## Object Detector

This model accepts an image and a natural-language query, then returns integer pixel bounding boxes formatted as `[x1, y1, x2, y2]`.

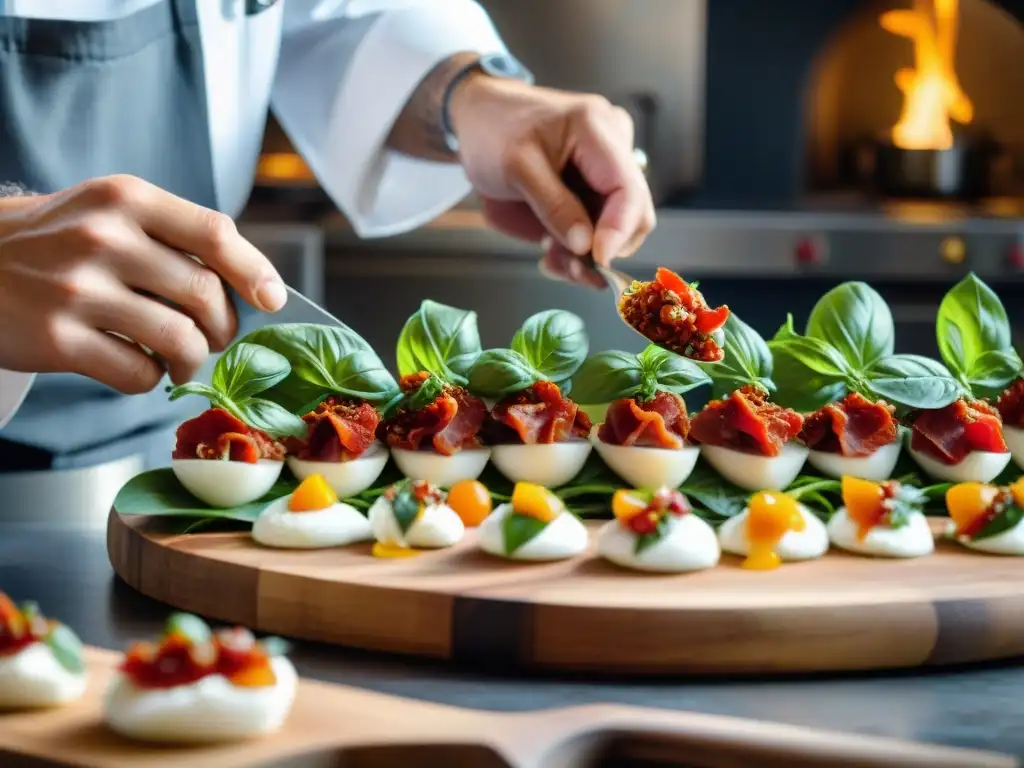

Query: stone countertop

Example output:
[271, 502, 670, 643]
[2, 521, 1022, 760]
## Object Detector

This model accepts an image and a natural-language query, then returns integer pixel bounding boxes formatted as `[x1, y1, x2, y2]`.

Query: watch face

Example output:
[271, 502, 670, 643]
[481, 54, 534, 84]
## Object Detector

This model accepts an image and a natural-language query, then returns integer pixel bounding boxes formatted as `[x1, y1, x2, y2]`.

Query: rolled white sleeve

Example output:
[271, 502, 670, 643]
[0, 370, 34, 431]
[273, 0, 507, 238]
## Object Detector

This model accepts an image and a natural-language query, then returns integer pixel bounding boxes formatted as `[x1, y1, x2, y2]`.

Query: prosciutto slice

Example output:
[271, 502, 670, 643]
[289, 397, 380, 461]
[381, 372, 486, 456]
[996, 378, 1024, 428]
[800, 392, 898, 457]
[910, 398, 1007, 464]
[489, 380, 592, 444]
[689, 384, 803, 457]
[172, 408, 285, 463]
[598, 391, 689, 449]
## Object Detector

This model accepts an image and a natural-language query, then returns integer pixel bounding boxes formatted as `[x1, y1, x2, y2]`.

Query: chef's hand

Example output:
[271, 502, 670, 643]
[0, 176, 286, 393]
[448, 77, 656, 289]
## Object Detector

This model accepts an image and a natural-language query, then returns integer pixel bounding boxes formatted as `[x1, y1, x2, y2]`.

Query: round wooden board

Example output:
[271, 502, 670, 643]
[107, 510, 1024, 676]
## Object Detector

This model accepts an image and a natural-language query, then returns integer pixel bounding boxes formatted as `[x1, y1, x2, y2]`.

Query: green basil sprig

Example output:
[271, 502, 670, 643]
[768, 282, 961, 412]
[241, 323, 400, 413]
[570, 344, 711, 405]
[935, 273, 1023, 398]
[169, 342, 307, 439]
[504, 513, 548, 555]
[468, 309, 589, 398]
[699, 313, 776, 398]
[396, 300, 482, 386]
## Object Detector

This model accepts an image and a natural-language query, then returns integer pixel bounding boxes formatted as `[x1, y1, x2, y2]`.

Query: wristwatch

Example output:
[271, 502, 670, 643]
[441, 53, 535, 154]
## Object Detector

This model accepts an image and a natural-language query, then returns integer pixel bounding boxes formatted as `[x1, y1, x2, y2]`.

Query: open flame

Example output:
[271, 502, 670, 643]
[880, 0, 973, 150]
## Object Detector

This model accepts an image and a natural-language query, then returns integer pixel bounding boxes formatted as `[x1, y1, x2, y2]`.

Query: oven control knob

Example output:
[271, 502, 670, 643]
[940, 236, 966, 265]
[1010, 243, 1024, 269]
[795, 237, 824, 266]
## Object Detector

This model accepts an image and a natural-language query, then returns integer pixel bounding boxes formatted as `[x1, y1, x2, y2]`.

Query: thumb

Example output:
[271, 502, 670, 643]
[507, 143, 593, 255]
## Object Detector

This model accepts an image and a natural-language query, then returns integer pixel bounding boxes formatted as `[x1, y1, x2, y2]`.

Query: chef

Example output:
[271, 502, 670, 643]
[0, 1, 653, 507]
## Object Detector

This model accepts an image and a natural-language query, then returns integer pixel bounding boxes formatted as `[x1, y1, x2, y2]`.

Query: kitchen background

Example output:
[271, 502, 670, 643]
[242, 0, 1024, 366]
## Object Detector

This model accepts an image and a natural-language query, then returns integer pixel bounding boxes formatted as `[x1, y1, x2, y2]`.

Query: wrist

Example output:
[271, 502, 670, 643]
[448, 73, 532, 148]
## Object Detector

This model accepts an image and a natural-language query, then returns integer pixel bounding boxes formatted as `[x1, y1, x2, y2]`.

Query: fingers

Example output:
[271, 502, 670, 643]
[538, 238, 606, 290]
[84, 287, 210, 385]
[480, 199, 547, 242]
[69, 326, 167, 395]
[504, 143, 594, 256]
[75, 176, 287, 313]
[116, 238, 236, 352]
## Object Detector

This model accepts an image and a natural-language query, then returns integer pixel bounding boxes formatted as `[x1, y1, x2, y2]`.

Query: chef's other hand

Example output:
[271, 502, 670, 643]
[449, 78, 655, 289]
[0, 175, 286, 393]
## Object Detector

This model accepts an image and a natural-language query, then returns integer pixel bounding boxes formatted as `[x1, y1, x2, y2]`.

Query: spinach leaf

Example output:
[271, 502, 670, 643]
[864, 354, 962, 410]
[571, 351, 644, 404]
[806, 282, 894, 369]
[936, 273, 1022, 393]
[972, 504, 1024, 541]
[243, 325, 399, 406]
[212, 342, 291, 401]
[503, 513, 548, 555]
[44, 624, 85, 675]
[701, 313, 775, 396]
[511, 309, 589, 383]
[468, 349, 544, 398]
[396, 300, 481, 386]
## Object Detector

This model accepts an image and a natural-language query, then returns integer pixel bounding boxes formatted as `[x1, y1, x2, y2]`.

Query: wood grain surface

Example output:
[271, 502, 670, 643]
[107, 510, 1024, 676]
[0, 649, 1013, 768]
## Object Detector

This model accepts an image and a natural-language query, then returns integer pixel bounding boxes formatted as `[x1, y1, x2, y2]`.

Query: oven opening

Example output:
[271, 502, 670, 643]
[804, 0, 1024, 214]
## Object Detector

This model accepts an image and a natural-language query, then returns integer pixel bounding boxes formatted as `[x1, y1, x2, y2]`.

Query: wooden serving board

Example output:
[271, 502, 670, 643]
[0, 649, 1013, 768]
[108, 511, 1024, 676]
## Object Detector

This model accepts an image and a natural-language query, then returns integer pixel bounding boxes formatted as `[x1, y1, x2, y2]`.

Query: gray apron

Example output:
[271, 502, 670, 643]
[0, 0, 230, 473]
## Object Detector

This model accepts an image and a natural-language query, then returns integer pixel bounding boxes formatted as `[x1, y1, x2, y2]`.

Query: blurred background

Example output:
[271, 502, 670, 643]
[243, 0, 1024, 361]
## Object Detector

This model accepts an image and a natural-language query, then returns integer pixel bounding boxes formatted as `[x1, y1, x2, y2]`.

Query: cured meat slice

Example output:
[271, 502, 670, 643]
[910, 398, 1007, 464]
[489, 380, 591, 444]
[289, 397, 380, 461]
[689, 385, 803, 457]
[598, 391, 689, 449]
[996, 378, 1024, 428]
[800, 392, 898, 457]
[381, 372, 486, 456]
[618, 267, 729, 362]
[172, 408, 285, 463]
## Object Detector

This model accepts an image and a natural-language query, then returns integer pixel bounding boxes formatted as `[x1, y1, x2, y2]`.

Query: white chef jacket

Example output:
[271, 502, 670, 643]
[0, 0, 507, 432]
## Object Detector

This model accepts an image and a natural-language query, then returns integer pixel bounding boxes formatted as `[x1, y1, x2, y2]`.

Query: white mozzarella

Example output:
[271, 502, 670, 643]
[477, 503, 588, 561]
[286, 441, 389, 498]
[390, 447, 491, 488]
[806, 439, 902, 482]
[104, 656, 297, 743]
[367, 496, 465, 548]
[827, 507, 934, 558]
[597, 513, 719, 572]
[717, 504, 829, 561]
[590, 427, 700, 489]
[0, 643, 86, 710]
[700, 442, 808, 492]
[251, 497, 372, 549]
[907, 443, 1011, 483]
[490, 441, 592, 488]
[1004, 426, 1024, 473]
[172, 459, 283, 508]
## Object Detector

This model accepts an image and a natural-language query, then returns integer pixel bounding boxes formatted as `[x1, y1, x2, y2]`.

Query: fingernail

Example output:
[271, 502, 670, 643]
[540, 236, 553, 254]
[257, 280, 287, 312]
[565, 224, 591, 255]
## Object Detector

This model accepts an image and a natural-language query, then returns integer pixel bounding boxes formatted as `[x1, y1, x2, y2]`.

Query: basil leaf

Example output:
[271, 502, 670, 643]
[571, 350, 644, 404]
[503, 513, 549, 555]
[235, 398, 307, 439]
[637, 345, 712, 396]
[972, 503, 1024, 541]
[511, 309, 589, 383]
[407, 372, 447, 411]
[115, 468, 296, 520]
[468, 349, 544, 398]
[634, 515, 671, 555]
[167, 382, 250, 424]
[769, 343, 848, 412]
[391, 483, 422, 534]
[936, 273, 1018, 388]
[806, 282, 894, 369]
[243, 324, 398, 406]
[701, 313, 775, 393]
[45, 624, 84, 675]
[165, 613, 212, 644]
[212, 342, 291, 401]
[768, 316, 853, 379]
[864, 354, 961, 410]
[968, 349, 1023, 396]
[259, 636, 291, 657]
[396, 300, 481, 386]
